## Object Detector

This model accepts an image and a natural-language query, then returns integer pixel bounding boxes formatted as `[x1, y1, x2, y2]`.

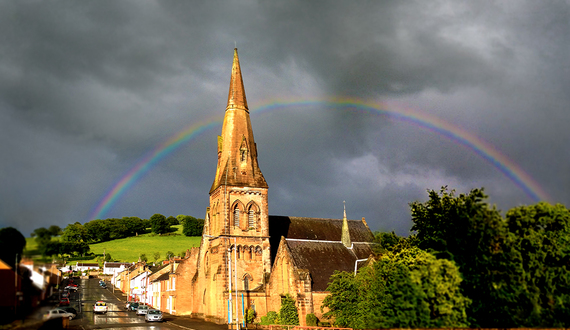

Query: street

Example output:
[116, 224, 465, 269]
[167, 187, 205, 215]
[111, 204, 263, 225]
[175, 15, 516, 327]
[22, 277, 228, 330]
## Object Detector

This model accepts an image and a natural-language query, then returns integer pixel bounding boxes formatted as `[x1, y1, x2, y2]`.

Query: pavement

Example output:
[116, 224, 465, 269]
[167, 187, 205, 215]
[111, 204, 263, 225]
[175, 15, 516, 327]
[108, 286, 229, 330]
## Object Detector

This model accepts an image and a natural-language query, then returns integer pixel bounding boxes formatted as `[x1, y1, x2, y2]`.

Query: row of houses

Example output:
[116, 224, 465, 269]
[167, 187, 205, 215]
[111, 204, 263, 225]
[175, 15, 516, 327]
[0, 258, 62, 319]
[112, 258, 183, 314]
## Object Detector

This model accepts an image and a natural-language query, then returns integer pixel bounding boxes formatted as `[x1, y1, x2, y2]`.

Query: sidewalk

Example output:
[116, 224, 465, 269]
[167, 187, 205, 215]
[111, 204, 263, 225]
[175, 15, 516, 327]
[109, 286, 228, 330]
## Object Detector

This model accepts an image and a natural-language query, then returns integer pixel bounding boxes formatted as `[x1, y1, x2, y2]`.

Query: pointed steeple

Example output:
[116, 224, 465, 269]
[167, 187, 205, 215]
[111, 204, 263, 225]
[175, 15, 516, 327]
[210, 49, 267, 193]
[227, 48, 248, 111]
[341, 201, 352, 248]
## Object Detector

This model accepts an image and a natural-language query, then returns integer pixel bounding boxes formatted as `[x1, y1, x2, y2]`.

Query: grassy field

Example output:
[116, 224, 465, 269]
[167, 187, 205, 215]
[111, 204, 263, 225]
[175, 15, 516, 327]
[89, 234, 202, 263]
[23, 225, 202, 264]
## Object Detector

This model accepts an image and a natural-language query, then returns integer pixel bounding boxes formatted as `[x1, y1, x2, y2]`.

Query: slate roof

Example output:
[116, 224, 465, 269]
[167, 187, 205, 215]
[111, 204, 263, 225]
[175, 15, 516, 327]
[268, 216, 374, 263]
[268, 215, 376, 291]
[285, 240, 374, 291]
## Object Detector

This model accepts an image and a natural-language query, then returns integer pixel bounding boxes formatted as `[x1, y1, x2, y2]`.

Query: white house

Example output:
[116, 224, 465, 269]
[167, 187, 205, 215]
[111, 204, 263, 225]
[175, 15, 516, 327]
[75, 262, 99, 272]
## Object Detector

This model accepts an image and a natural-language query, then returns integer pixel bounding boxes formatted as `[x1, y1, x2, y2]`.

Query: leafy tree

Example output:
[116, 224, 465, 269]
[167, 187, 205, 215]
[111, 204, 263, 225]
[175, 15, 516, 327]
[279, 294, 299, 325]
[166, 216, 179, 226]
[104, 253, 113, 262]
[153, 252, 161, 263]
[122, 216, 145, 236]
[150, 214, 169, 234]
[47, 225, 62, 236]
[182, 216, 205, 236]
[139, 253, 148, 263]
[409, 187, 570, 327]
[323, 247, 470, 329]
[61, 222, 88, 242]
[246, 308, 256, 324]
[306, 313, 318, 326]
[166, 251, 175, 259]
[84, 219, 111, 242]
[372, 230, 403, 253]
[0, 227, 26, 268]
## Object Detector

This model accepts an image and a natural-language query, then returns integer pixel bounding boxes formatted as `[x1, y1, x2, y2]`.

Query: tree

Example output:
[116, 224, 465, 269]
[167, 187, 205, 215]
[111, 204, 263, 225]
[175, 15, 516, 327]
[153, 252, 161, 263]
[61, 222, 88, 242]
[166, 251, 174, 259]
[139, 253, 148, 263]
[409, 187, 570, 327]
[323, 246, 470, 329]
[279, 294, 299, 325]
[149, 214, 169, 234]
[0, 227, 26, 268]
[166, 216, 179, 226]
[47, 225, 62, 236]
[182, 216, 205, 236]
[104, 253, 113, 262]
[84, 219, 111, 242]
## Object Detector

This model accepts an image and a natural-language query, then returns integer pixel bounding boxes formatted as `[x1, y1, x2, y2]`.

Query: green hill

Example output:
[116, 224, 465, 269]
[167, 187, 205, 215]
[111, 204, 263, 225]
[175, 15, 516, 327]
[24, 225, 202, 264]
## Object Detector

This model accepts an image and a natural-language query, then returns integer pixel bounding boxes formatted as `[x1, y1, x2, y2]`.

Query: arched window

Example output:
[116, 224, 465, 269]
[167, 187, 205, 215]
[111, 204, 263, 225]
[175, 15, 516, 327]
[248, 209, 255, 228]
[234, 207, 240, 227]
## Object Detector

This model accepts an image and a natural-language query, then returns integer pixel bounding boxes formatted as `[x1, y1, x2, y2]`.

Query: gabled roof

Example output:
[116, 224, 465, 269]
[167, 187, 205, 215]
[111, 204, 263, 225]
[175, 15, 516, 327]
[152, 272, 171, 283]
[268, 216, 375, 264]
[285, 239, 375, 291]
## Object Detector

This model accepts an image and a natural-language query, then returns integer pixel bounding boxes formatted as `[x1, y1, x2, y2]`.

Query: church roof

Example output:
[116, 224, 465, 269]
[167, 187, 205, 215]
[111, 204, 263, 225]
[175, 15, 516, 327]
[285, 240, 374, 291]
[268, 215, 376, 291]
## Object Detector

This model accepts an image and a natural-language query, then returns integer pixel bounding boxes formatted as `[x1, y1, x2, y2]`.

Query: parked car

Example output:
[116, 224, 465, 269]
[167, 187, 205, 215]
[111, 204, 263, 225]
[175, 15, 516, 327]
[43, 308, 76, 320]
[65, 285, 78, 291]
[61, 291, 70, 298]
[59, 307, 77, 315]
[145, 309, 163, 322]
[128, 302, 139, 311]
[59, 298, 70, 306]
[93, 301, 108, 314]
[136, 305, 149, 316]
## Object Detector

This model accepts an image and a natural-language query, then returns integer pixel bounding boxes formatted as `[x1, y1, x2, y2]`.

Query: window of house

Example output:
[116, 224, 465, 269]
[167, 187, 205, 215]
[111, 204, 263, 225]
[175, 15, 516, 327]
[248, 209, 255, 228]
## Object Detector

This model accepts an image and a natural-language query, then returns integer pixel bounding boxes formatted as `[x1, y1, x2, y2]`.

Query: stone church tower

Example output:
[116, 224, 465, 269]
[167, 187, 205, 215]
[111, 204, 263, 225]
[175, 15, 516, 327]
[192, 48, 271, 321]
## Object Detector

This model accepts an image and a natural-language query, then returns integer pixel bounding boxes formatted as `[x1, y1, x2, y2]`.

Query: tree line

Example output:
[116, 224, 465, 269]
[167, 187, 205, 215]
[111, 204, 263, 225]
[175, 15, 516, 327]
[30, 214, 204, 257]
[323, 187, 570, 328]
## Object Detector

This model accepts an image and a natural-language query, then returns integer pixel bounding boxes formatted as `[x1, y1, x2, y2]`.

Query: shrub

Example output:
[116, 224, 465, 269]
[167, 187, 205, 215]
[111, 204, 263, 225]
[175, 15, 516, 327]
[279, 294, 299, 325]
[260, 311, 278, 325]
[306, 313, 318, 327]
[246, 308, 256, 324]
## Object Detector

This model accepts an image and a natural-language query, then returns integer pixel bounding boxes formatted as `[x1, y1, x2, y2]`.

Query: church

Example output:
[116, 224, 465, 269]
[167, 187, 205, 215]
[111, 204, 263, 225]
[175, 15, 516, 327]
[171, 49, 376, 326]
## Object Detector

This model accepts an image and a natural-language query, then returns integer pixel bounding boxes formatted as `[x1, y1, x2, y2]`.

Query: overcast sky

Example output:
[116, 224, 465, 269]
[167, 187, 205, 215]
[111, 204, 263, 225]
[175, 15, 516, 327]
[2, 1, 569, 237]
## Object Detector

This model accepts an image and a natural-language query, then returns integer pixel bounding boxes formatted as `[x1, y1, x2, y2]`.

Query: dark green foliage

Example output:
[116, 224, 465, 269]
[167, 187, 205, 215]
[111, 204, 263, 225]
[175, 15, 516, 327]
[166, 216, 179, 226]
[182, 216, 205, 236]
[410, 187, 570, 327]
[104, 253, 113, 262]
[139, 253, 148, 262]
[323, 247, 470, 329]
[260, 311, 278, 325]
[279, 294, 299, 325]
[150, 214, 170, 234]
[306, 313, 318, 326]
[153, 252, 161, 262]
[0, 227, 26, 268]
[372, 230, 403, 253]
[166, 251, 174, 259]
[61, 222, 88, 242]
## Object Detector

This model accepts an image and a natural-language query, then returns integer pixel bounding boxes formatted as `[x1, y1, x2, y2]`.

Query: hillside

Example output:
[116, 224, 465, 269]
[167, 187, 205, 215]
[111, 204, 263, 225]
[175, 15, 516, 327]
[24, 225, 202, 264]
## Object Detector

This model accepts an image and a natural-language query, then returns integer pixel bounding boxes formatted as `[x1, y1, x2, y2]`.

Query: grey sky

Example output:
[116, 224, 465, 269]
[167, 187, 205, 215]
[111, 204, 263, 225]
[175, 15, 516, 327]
[1, 1, 569, 236]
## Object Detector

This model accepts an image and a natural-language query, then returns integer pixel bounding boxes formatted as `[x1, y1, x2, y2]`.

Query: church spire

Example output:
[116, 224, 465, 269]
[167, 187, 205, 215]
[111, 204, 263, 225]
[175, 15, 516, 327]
[342, 201, 352, 248]
[210, 48, 267, 193]
[227, 48, 248, 111]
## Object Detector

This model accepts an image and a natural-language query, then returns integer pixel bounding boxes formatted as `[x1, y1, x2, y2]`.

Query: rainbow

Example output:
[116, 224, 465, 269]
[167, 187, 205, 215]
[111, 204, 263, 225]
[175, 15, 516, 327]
[88, 98, 551, 221]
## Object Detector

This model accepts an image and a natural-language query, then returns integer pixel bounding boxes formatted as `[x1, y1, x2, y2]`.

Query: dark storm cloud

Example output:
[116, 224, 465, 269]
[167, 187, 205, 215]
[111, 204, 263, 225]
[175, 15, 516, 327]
[1, 1, 569, 237]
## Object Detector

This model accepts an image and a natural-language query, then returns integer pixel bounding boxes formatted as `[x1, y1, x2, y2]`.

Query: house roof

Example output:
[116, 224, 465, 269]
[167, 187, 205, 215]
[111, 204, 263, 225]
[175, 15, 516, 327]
[76, 263, 99, 267]
[285, 239, 375, 291]
[104, 262, 131, 268]
[152, 272, 170, 283]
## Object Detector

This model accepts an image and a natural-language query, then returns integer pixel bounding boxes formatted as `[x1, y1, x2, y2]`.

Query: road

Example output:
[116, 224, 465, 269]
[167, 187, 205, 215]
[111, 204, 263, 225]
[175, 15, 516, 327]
[23, 277, 228, 330]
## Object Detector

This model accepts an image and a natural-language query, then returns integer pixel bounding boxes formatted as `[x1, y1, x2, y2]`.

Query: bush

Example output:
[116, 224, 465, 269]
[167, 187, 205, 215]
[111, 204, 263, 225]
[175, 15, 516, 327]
[279, 294, 299, 325]
[306, 313, 318, 327]
[246, 308, 256, 324]
[182, 216, 205, 236]
[260, 311, 278, 325]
